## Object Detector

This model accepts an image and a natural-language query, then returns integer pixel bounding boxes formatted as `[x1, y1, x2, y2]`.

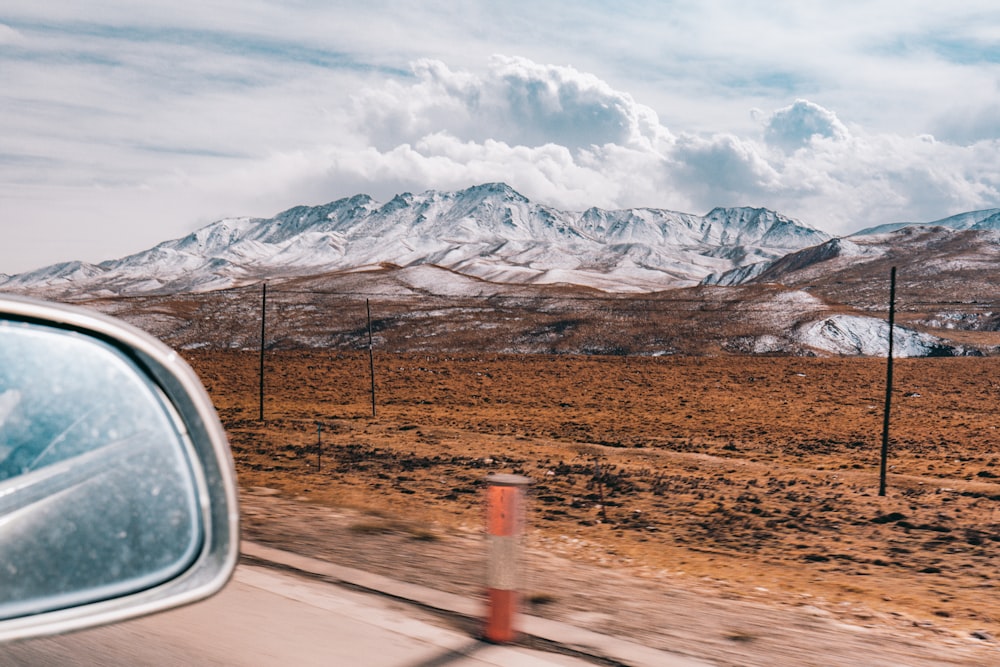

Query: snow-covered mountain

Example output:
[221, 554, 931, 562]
[709, 223, 1000, 294]
[0, 183, 830, 298]
[853, 208, 1000, 236]
[704, 210, 1000, 292]
[697, 221, 1000, 355]
[5, 184, 996, 357]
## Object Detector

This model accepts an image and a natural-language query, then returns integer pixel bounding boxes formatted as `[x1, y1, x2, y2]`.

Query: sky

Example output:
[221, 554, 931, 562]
[2, 1, 1000, 274]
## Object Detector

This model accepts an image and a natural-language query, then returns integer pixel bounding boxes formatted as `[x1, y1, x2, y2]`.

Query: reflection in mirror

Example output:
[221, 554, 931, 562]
[0, 320, 202, 620]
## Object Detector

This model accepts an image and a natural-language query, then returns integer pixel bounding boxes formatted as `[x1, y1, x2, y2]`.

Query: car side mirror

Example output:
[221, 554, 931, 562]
[0, 295, 238, 641]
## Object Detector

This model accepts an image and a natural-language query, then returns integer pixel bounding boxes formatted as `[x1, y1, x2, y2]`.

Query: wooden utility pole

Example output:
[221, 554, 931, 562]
[879, 267, 897, 497]
[367, 299, 376, 417]
[259, 282, 267, 422]
[316, 422, 322, 472]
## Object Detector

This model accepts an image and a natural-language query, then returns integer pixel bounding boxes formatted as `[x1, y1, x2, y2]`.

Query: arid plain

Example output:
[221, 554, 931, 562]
[187, 349, 1000, 650]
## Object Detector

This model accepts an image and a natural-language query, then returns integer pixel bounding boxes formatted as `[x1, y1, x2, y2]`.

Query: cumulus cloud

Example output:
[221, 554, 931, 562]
[671, 133, 782, 205]
[354, 56, 672, 154]
[764, 99, 850, 151]
[280, 62, 1000, 233]
[486, 56, 671, 151]
[333, 61, 997, 228]
[204, 132, 665, 214]
[755, 128, 1000, 231]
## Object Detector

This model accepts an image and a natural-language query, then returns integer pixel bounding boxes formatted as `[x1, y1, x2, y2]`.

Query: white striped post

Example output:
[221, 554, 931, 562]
[484, 473, 531, 643]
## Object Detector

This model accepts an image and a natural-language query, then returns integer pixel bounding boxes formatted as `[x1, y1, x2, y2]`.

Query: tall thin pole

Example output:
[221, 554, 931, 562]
[259, 282, 267, 422]
[316, 422, 322, 472]
[879, 267, 897, 497]
[367, 299, 376, 417]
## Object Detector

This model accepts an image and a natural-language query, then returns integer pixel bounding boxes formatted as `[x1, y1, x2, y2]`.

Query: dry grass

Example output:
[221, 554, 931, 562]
[187, 349, 1000, 635]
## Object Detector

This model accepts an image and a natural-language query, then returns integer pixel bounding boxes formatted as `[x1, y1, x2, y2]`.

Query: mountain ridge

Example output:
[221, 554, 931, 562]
[5, 183, 998, 357]
[853, 208, 1000, 236]
[0, 183, 831, 298]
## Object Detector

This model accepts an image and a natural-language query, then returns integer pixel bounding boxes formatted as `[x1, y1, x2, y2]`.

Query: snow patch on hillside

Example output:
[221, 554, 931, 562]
[796, 315, 953, 357]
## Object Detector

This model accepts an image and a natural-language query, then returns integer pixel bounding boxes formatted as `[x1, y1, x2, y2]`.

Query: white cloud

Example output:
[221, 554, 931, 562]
[484, 55, 670, 151]
[326, 61, 1000, 232]
[932, 103, 1000, 145]
[765, 99, 850, 152]
[28, 62, 993, 252]
[669, 133, 782, 209]
[748, 128, 1000, 232]
[353, 56, 672, 154]
[0, 23, 24, 44]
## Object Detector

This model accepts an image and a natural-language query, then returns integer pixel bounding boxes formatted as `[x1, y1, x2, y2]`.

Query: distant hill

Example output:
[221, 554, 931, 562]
[852, 209, 1000, 236]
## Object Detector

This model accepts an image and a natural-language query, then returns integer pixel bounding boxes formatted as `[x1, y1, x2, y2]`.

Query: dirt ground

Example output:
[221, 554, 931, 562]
[185, 350, 1000, 664]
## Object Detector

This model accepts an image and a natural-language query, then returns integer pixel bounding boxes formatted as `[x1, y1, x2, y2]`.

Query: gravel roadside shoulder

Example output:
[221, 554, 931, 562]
[241, 488, 997, 667]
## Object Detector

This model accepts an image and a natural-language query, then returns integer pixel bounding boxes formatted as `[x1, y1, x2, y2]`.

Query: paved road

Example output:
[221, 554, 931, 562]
[1, 565, 592, 666]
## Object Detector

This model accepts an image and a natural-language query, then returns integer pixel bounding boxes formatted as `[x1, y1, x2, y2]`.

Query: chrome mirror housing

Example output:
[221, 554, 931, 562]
[0, 295, 238, 641]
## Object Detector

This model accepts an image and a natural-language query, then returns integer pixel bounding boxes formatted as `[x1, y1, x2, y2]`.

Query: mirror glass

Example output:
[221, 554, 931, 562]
[0, 320, 202, 619]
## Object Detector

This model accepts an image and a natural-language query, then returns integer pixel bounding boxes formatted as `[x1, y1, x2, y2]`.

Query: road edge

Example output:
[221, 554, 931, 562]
[240, 540, 713, 667]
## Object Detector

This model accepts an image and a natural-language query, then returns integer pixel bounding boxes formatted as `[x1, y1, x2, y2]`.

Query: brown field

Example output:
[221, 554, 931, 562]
[188, 350, 1000, 645]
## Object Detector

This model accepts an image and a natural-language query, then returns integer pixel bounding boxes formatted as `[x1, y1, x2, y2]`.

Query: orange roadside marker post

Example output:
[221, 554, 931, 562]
[484, 473, 531, 643]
